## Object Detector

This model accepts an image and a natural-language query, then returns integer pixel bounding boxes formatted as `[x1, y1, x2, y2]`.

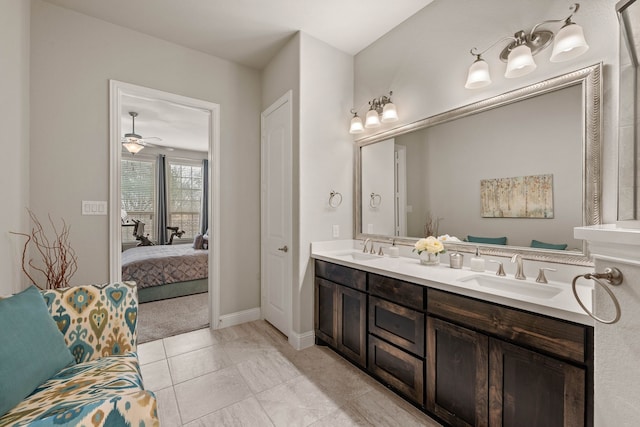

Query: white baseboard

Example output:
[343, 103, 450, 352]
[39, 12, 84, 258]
[288, 330, 315, 350]
[217, 307, 261, 329]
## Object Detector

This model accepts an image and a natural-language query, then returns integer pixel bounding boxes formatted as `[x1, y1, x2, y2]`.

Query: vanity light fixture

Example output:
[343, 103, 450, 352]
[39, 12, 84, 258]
[464, 3, 589, 89]
[349, 91, 398, 134]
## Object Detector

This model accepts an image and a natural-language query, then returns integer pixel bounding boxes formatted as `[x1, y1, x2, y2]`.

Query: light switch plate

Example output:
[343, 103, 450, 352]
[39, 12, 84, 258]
[332, 224, 340, 238]
[82, 201, 108, 215]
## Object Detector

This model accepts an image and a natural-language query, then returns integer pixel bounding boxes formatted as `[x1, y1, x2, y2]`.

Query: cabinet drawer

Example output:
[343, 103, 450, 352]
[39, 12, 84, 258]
[315, 260, 366, 291]
[369, 296, 425, 357]
[427, 289, 588, 364]
[368, 335, 425, 406]
[369, 273, 425, 311]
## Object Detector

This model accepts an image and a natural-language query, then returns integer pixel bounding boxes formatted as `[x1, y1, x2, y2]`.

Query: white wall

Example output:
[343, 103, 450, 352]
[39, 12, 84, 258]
[355, 0, 619, 223]
[30, 1, 261, 315]
[298, 33, 354, 335]
[0, 0, 30, 295]
[262, 32, 353, 337]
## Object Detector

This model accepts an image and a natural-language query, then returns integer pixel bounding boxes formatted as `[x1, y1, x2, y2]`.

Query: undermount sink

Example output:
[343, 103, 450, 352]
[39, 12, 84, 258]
[457, 274, 563, 300]
[332, 250, 381, 261]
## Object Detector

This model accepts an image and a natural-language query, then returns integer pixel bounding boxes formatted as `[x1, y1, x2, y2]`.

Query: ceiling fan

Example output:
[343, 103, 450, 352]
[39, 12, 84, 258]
[121, 111, 163, 154]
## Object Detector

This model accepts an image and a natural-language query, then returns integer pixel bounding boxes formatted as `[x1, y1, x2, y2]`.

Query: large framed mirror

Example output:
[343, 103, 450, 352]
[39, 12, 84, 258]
[617, 0, 640, 224]
[355, 64, 602, 266]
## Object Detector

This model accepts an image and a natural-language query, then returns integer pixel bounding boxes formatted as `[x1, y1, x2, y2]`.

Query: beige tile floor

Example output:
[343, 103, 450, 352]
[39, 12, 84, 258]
[139, 320, 442, 427]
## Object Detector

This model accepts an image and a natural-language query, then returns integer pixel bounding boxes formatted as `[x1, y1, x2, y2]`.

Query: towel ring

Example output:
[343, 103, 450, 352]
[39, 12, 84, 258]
[571, 267, 623, 324]
[369, 193, 382, 208]
[328, 190, 342, 208]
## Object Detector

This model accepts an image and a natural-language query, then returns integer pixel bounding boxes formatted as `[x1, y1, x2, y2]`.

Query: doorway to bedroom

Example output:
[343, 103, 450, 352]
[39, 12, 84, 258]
[109, 81, 221, 343]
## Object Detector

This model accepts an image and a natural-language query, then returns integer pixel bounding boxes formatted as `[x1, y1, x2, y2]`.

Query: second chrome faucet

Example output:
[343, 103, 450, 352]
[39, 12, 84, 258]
[511, 253, 526, 280]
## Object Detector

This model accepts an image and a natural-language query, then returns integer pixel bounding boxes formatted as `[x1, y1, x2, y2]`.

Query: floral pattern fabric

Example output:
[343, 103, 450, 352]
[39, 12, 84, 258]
[41, 282, 138, 364]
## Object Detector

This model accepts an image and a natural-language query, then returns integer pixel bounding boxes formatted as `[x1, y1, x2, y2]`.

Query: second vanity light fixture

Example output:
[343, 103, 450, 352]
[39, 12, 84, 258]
[349, 91, 399, 134]
[465, 3, 589, 89]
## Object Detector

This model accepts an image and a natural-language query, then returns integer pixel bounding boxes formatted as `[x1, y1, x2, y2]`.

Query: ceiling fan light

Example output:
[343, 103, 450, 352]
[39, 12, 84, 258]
[505, 44, 536, 78]
[465, 57, 492, 89]
[550, 22, 589, 62]
[123, 141, 144, 154]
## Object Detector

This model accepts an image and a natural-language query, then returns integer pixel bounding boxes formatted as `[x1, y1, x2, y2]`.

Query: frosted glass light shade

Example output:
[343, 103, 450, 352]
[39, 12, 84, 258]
[365, 109, 381, 128]
[349, 115, 364, 134]
[123, 141, 144, 154]
[550, 23, 589, 62]
[465, 58, 491, 89]
[505, 44, 536, 78]
[381, 102, 398, 123]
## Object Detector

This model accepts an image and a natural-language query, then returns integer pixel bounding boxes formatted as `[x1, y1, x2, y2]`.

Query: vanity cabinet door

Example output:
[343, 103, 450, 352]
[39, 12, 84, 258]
[336, 285, 367, 368]
[488, 338, 585, 427]
[427, 317, 489, 427]
[315, 277, 337, 347]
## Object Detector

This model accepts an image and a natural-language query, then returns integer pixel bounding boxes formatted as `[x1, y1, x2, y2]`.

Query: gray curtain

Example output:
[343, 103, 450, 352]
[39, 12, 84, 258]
[200, 159, 209, 235]
[156, 154, 168, 245]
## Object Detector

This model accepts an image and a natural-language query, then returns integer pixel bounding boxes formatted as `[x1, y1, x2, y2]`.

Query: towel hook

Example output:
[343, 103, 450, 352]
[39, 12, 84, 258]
[571, 267, 623, 324]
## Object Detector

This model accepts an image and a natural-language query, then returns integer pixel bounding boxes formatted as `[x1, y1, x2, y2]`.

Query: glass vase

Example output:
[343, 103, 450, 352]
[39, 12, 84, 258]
[419, 251, 440, 266]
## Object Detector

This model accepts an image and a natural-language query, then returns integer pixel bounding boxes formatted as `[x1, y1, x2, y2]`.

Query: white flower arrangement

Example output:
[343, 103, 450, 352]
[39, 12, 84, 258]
[413, 234, 461, 255]
[413, 236, 445, 255]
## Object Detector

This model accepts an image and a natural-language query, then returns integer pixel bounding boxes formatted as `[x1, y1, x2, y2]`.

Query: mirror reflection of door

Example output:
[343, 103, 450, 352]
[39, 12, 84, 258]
[119, 94, 212, 343]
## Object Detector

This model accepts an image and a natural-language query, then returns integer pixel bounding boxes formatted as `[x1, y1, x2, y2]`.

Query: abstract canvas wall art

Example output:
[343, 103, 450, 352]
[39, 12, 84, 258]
[480, 174, 554, 218]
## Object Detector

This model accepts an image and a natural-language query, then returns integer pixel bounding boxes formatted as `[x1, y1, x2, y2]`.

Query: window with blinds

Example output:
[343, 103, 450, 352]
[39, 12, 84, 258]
[121, 158, 156, 244]
[168, 160, 203, 241]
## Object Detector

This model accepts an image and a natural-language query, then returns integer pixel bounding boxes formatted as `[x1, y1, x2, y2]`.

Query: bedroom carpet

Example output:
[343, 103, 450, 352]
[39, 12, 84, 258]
[138, 292, 209, 344]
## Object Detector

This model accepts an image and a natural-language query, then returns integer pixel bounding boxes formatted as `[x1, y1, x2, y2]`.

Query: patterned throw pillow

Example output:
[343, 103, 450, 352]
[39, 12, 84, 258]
[0, 286, 75, 417]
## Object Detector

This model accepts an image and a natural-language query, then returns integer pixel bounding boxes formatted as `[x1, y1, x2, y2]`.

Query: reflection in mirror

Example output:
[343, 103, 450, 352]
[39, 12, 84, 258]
[617, 0, 640, 222]
[355, 65, 602, 265]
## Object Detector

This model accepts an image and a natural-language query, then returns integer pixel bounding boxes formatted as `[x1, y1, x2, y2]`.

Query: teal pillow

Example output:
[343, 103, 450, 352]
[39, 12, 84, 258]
[0, 286, 75, 417]
[467, 235, 507, 245]
[531, 240, 568, 250]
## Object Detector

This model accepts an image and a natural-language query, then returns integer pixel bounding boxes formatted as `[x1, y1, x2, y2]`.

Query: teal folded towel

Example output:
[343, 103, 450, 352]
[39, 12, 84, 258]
[467, 235, 507, 245]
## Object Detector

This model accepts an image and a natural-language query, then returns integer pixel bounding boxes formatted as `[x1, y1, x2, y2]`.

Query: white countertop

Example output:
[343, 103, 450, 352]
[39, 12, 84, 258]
[311, 240, 594, 326]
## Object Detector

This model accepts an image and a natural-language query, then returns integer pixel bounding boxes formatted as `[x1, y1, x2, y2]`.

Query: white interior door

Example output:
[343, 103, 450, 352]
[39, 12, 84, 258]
[260, 91, 292, 337]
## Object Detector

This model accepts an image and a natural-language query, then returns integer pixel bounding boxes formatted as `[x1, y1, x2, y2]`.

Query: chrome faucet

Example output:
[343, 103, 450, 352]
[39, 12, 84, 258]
[511, 254, 526, 280]
[362, 238, 372, 253]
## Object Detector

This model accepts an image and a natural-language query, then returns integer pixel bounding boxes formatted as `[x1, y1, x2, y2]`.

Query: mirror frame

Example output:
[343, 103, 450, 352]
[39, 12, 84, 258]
[354, 63, 602, 266]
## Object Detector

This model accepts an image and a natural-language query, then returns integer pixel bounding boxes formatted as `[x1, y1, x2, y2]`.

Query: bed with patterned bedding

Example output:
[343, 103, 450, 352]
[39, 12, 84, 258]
[121, 245, 208, 302]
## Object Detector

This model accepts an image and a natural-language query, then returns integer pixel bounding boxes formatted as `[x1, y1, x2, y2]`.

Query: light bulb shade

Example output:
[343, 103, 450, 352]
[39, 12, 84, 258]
[381, 102, 398, 123]
[365, 109, 381, 128]
[550, 23, 589, 62]
[123, 141, 144, 154]
[349, 115, 364, 134]
[465, 58, 492, 89]
[505, 44, 537, 78]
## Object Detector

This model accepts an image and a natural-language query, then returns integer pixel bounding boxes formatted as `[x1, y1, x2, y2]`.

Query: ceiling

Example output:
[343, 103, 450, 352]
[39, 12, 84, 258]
[42, 0, 434, 70]
[44, 0, 433, 152]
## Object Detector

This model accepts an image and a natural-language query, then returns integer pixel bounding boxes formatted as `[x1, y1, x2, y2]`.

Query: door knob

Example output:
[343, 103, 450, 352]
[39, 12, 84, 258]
[277, 245, 288, 253]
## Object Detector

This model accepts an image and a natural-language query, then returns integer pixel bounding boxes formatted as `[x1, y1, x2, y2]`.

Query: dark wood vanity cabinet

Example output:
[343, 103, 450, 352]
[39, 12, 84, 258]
[314, 260, 592, 427]
[427, 289, 590, 427]
[314, 260, 367, 368]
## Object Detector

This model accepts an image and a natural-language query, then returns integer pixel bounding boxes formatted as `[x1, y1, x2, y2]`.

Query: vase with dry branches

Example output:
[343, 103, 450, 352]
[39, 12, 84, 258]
[11, 209, 78, 290]
[423, 211, 444, 238]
